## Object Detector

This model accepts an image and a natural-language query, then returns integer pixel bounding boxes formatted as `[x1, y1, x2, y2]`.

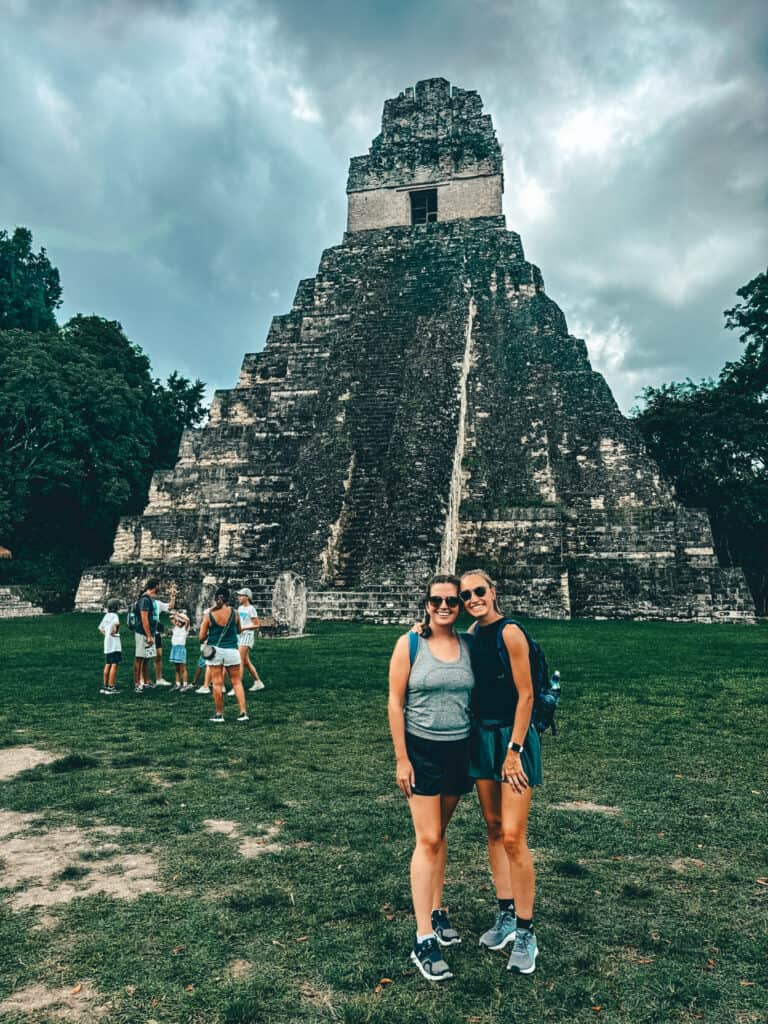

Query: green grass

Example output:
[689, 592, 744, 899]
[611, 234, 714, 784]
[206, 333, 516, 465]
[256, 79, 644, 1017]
[0, 613, 766, 1024]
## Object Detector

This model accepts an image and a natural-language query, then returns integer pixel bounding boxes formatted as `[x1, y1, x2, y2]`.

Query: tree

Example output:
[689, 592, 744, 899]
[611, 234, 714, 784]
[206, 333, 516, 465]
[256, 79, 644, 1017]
[150, 371, 207, 468]
[0, 315, 207, 607]
[0, 227, 62, 332]
[634, 269, 768, 614]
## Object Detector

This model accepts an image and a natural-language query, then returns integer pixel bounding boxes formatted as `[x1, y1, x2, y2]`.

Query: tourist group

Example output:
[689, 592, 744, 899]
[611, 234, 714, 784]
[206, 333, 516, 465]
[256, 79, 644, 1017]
[96, 579, 266, 723]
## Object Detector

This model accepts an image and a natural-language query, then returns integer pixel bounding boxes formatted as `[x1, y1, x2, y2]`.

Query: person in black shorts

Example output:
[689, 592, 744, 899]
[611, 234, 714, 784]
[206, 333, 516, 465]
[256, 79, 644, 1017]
[460, 568, 543, 976]
[388, 574, 474, 983]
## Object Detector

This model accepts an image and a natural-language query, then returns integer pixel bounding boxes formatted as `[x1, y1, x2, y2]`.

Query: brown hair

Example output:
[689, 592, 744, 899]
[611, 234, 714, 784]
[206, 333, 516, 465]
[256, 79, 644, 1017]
[420, 573, 461, 639]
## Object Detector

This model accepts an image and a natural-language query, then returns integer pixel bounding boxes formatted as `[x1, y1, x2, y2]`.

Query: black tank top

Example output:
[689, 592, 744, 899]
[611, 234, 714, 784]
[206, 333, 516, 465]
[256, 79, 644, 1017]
[470, 621, 518, 722]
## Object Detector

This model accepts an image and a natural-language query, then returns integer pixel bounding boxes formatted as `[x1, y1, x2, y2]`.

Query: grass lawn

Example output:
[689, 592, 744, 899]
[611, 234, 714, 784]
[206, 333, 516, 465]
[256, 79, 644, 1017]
[0, 613, 766, 1024]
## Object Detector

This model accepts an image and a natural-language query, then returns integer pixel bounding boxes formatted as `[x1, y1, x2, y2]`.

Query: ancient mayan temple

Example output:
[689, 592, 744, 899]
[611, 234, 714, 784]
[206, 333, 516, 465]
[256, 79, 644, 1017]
[77, 78, 755, 623]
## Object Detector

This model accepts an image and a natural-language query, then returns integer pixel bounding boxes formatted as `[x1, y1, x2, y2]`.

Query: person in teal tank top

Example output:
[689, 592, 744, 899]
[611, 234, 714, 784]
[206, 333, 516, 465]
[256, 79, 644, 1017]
[388, 574, 474, 983]
[198, 586, 248, 724]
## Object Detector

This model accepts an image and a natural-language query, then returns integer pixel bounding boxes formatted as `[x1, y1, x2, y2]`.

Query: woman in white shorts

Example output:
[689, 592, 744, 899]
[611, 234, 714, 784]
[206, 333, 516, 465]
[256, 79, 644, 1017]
[199, 587, 248, 723]
[235, 587, 265, 692]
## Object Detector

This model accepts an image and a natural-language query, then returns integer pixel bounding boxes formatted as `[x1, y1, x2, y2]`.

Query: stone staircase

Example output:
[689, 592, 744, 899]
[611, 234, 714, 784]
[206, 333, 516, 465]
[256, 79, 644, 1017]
[0, 587, 45, 619]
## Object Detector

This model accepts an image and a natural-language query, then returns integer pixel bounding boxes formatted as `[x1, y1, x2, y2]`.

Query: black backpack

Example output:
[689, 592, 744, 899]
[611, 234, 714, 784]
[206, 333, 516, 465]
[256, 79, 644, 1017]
[492, 618, 560, 736]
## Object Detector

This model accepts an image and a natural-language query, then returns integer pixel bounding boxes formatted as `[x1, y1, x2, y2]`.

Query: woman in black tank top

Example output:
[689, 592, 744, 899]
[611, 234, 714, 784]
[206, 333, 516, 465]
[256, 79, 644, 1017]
[459, 569, 542, 975]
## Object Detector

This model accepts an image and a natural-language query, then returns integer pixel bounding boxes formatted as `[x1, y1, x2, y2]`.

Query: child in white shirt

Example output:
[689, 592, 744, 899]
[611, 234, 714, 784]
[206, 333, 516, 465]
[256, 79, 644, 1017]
[170, 610, 191, 691]
[235, 587, 266, 693]
[98, 599, 122, 694]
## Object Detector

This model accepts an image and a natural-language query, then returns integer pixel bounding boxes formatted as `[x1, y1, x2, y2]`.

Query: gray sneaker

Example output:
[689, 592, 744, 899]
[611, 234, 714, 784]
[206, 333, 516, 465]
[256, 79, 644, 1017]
[431, 909, 461, 946]
[506, 928, 538, 974]
[410, 937, 453, 982]
[479, 909, 516, 950]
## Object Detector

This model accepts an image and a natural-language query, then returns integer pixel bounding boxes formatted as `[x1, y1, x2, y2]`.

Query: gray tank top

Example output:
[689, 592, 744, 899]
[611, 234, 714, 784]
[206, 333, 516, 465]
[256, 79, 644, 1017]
[405, 634, 474, 741]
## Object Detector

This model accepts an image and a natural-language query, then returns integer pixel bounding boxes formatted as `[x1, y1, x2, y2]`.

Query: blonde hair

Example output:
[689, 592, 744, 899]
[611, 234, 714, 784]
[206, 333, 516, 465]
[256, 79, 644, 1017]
[460, 568, 502, 613]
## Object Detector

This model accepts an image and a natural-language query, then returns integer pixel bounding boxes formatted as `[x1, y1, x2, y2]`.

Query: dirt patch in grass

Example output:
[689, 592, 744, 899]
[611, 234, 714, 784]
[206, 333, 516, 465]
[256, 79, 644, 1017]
[239, 826, 282, 858]
[0, 980, 108, 1020]
[148, 772, 172, 789]
[226, 959, 255, 980]
[551, 800, 621, 815]
[0, 745, 58, 779]
[202, 818, 239, 836]
[0, 812, 160, 912]
[297, 980, 339, 1018]
[670, 857, 706, 872]
[202, 818, 282, 857]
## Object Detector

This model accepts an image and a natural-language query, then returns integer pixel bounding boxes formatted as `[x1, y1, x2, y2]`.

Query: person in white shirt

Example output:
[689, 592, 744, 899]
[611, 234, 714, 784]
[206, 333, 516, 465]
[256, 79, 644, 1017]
[98, 599, 122, 694]
[234, 588, 266, 693]
[169, 609, 191, 691]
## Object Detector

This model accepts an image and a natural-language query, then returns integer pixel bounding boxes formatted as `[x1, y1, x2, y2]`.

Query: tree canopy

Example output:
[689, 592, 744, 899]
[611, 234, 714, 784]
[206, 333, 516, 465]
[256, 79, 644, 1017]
[634, 269, 768, 614]
[0, 228, 206, 608]
[0, 227, 62, 332]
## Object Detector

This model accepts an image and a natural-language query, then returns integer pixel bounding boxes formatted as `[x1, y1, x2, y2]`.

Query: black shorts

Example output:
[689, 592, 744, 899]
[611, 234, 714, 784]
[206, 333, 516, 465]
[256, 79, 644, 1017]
[405, 732, 473, 797]
[105, 652, 122, 665]
[154, 632, 162, 649]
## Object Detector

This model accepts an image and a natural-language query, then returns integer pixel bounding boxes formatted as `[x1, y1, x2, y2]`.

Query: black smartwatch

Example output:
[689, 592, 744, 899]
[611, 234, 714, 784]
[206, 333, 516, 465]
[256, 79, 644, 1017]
[507, 741, 523, 754]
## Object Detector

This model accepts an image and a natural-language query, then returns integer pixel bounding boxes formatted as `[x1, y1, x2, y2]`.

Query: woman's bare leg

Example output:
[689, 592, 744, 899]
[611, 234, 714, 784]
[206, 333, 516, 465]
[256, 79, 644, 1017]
[500, 784, 535, 918]
[431, 794, 461, 911]
[211, 666, 225, 714]
[476, 779, 514, 900]
[228, 665, 247, 714]
[408, 795, 445, 936]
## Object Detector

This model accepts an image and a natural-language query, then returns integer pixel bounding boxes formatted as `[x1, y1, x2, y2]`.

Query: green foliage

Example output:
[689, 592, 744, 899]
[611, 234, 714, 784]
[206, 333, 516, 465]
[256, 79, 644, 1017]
[0, 229, 207, 608]
[150, 370, 207, 469]
[0, 226, 61, 331]
[0, 616, 765, 1023]
[634, 270, 768, 614]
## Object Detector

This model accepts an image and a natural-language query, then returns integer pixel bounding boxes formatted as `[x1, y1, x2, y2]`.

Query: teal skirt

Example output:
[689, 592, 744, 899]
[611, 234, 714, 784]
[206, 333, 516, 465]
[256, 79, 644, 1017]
[469, 720, 542, 786]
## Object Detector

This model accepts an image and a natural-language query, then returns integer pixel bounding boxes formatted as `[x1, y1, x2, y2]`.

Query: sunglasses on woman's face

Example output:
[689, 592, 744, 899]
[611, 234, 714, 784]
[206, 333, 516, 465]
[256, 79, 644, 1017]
[427, 595, 462, 609]
[459, 586, 488, 601]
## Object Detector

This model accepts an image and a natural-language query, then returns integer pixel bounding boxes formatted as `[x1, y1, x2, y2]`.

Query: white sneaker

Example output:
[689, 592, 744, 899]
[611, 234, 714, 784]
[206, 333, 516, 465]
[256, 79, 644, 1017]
[237, 713, 249, 723]
[195, 685, 211, 695]
[209, 713, 225, 724]
[226, 687, 235, 697]
[156, 678, 172, 687]
[249, 680, 265, 691]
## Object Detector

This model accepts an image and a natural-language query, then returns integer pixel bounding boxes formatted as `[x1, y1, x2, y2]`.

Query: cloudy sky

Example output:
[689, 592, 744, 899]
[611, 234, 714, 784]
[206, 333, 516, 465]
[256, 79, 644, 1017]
[1, 0, 766, 412]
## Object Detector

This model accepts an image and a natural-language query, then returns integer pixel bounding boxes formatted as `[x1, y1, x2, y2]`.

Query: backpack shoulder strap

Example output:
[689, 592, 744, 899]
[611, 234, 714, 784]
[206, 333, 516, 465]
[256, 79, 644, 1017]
[496, 617, 531, 672]
[408, 631, 419, 667]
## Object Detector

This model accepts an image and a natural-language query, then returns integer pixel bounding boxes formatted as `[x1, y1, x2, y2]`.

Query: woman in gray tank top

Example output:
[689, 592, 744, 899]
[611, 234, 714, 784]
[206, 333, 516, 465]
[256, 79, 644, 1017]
[388, 574, 474, 983]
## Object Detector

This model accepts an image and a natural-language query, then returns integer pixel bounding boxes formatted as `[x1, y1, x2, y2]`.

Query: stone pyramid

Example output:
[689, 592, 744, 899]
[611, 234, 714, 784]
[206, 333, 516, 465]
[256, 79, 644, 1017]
[77, 78, 755, 623]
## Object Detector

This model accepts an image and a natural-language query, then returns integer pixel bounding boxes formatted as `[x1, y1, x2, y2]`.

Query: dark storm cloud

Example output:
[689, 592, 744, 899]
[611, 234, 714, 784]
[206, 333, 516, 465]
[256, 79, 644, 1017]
[0, 0, 765, 410]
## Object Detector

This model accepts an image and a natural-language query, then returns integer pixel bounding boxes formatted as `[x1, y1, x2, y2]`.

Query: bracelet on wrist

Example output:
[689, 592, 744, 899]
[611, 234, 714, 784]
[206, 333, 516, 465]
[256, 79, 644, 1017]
[507, 741, 523, 754]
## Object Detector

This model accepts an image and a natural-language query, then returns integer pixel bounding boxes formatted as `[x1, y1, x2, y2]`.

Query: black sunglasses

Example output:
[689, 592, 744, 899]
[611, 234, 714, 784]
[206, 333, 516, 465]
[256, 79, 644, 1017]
[459, 586, 488, 601]
[427, 595, 462, 609]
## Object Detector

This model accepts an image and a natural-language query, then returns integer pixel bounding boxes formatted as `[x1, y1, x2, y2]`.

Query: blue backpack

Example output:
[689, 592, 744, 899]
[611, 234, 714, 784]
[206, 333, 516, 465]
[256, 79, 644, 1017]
[491, 618, 559, 736]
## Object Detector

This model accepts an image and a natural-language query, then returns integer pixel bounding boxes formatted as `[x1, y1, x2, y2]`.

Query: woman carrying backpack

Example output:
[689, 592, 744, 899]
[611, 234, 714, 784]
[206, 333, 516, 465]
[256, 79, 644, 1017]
[459, 568, 542, 975]
[388, 574, 474, 983]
